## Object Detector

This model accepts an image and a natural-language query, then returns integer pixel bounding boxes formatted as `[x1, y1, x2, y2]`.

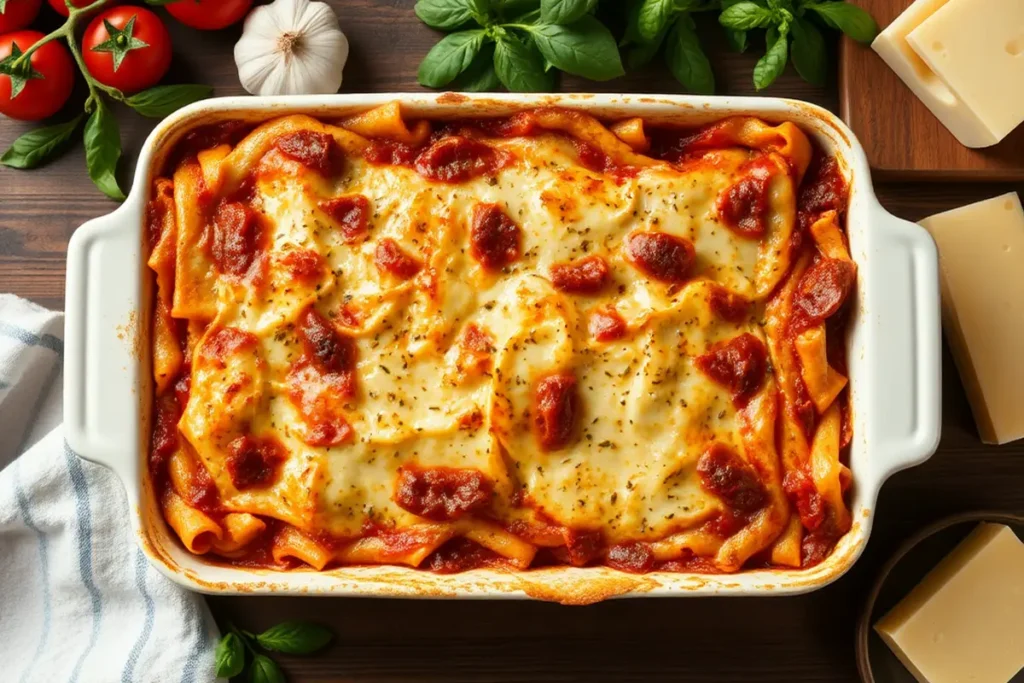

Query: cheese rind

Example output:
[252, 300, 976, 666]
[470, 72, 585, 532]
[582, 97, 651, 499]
[919, 193, 1024, 445]
[871, 0, 1023, 148]
[875, 523, 1024, 683]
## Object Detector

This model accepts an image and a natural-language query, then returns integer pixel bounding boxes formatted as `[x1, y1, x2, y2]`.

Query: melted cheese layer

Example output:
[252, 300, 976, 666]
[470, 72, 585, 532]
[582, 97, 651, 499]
[176, 117, 796, 555]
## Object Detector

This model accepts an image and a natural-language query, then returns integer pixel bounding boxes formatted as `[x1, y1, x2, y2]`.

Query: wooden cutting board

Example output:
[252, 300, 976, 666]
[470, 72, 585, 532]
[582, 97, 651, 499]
[838, 0, 1024, 181]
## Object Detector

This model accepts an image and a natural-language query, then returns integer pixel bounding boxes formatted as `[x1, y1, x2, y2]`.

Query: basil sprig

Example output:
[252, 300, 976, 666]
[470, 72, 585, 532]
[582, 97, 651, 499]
[717, 0, 878, 90]
[415, 0, 624, 91]
[415, 0, 878, 94]
[214, 621, 333, 681]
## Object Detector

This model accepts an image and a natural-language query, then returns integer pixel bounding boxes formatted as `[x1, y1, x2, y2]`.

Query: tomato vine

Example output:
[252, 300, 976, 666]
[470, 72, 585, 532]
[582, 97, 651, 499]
[0, 0, 212, 199]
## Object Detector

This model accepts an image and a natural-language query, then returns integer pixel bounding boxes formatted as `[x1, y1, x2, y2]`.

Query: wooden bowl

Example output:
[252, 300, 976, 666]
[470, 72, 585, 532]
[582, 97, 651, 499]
[856, 511, 1024, 683]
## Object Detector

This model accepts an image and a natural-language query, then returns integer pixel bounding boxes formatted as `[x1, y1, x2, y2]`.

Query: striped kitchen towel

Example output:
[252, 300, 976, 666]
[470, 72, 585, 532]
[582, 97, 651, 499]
[0, 294, 223, 683]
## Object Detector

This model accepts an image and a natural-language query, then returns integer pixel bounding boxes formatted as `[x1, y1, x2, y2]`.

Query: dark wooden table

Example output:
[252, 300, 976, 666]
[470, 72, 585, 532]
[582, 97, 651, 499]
[3, 3, 1022, 681]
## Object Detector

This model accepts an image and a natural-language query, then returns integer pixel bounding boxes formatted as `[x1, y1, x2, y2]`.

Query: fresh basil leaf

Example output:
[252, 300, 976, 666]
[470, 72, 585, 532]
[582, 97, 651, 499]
[665, 15, 715, 95]
[494, 34, 554, 91]
[214, 633, 245, 679]
[249, 654, 285, 683]
[636, 0, 676, 41]
[415, 0, 478, 29]
[256, 621, 333, 654]
[790, 17, 826, 86]
[753, 24, 789, 90]
[806, 1, 878, 43]
[84, 100, 125, 201]
[418, 30, 487, 88]
[724, 29, 748, 52]
[529, 16, 624, 81]
[451, 43, 501, 91]
[540, 0, 595, 25]
[125, 84, 212, 119]
[1, 115, 82, 170]
[626, 30, 666, 69]
[719, 1, 775, 29]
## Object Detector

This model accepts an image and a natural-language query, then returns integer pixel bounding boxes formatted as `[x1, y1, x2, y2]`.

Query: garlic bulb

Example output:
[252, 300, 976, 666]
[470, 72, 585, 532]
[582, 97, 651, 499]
[234, 0, 349, 96]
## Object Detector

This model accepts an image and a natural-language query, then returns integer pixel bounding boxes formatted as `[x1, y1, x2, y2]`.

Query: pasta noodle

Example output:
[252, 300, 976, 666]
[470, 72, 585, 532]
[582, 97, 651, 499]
[146, 103, 855, 575]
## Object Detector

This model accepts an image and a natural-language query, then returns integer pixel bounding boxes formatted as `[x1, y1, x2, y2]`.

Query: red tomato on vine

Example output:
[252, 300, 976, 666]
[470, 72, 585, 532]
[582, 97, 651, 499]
[165, 0, 252, 30]
[46, 0, 90, 17]
[0, 0, 42, 33]
[83, 6, 171, 93]
[0, 30, 74, 121]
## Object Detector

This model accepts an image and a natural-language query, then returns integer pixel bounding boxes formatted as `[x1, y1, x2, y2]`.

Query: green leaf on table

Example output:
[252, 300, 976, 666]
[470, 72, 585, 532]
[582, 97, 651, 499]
[256, 621, 333, 654]
[530, 16, 624, 81]
[415, 0, 480, 29]
[719, 1, 775, 30]
[724, 29, 749, 52]
[494, 33, 553, 91]
[806, 1, 878, 43]
[636, 0, 677, 42]
[1, 115, 83, 170]
[790, 17, 826, 86]
[626, 30, 667, 69]
[665, 15, 715, 95]
[249, 654, 285, 683]
[84, 99, 125, 201]
[540, 0, 595, 25]
[214, 633, 246, 679]
[126, 84, 213, 118]
[753, 25, 789, 90]
[418, 30, 488, 87]
[451, 43, 501, 91]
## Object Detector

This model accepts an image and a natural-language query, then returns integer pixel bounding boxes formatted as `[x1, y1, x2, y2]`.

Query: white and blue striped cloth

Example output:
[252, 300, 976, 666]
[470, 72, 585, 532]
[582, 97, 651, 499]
[0, 295, 222, 683]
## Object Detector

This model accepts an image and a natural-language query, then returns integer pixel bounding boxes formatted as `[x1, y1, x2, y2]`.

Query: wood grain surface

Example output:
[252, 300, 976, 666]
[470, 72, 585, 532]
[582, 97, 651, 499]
[839, 0, 1024, 180]
[2, 3, 1023, 682]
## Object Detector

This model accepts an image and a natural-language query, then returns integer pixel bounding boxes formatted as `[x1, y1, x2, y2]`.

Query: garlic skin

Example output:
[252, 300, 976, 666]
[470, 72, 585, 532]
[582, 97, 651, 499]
[234, 0, 349, 96]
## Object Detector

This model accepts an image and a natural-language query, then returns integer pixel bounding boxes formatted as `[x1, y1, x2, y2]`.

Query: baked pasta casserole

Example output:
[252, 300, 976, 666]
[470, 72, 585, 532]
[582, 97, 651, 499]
[146, 102, 856, 575]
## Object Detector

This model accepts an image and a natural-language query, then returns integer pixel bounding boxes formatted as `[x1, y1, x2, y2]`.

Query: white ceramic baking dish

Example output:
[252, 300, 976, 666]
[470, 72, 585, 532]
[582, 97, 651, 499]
[64, 93, 942, 604]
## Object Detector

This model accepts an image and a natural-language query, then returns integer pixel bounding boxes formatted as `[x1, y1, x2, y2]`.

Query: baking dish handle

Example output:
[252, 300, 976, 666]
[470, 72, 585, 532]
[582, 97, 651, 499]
[64, 204, 142, 483]
[866, 204, 942, 481]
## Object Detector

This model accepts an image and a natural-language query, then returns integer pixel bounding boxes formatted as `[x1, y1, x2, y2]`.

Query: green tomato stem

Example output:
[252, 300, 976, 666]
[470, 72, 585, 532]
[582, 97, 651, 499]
[8, 0, 123, 110]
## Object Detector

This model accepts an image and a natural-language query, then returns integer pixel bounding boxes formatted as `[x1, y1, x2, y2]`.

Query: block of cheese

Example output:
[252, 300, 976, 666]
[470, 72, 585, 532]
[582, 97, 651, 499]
[905, 0, 1024, 146]
[919, 193, 1024, 444]
[871, 0, 1023, 148]
[875, 523, 1024, 683]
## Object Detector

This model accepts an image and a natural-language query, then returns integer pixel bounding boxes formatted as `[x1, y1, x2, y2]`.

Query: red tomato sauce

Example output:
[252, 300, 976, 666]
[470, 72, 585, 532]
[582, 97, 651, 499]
[696, 443, 768, 525]
[374, 238, 422, 279]
[225, 434, 286, 491]
[550, 255, 610, 294]
[422, 538, 508, 574]
[588, 307, 627, 342]
[274, 130, 338, 175]
[470, 203, 520, 270]
[318, 194, 370, 243]
[716, 155, 775, 238]
[394, 466, 493, 521]
[625, 231, 696, 283]
[533, 373, 579, 451]
[694, 333, 768, 407]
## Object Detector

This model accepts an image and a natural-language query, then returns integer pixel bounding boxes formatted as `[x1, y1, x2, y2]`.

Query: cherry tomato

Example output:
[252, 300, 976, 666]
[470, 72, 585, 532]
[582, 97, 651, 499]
[0, 30, 74, 121]
[83, 6, 171, 93]
[165, 0, 251, 30]
[0, 0, 42, 33]
[47, 0, 90, 17]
